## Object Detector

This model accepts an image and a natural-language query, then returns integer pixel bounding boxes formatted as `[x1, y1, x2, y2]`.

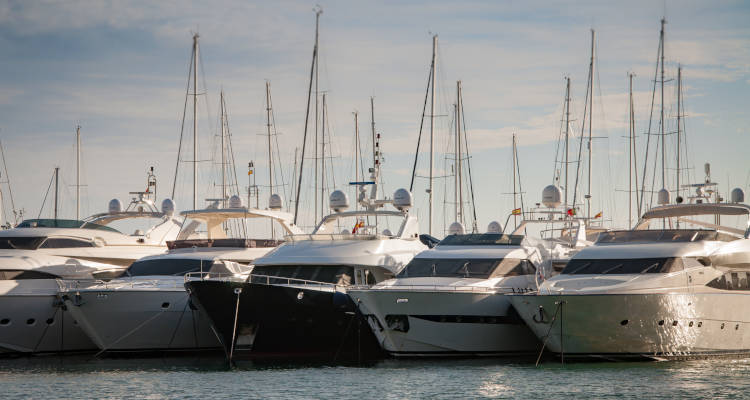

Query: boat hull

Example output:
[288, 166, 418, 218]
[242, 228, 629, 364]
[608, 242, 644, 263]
[349, 288, 539, 356]
[509, 292, 750, 360]
[61, 285, 220, 353]
[185, 279, 384, 361]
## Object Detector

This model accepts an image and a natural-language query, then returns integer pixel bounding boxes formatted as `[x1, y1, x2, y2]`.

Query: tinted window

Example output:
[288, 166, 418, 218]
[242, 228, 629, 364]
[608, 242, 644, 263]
[561, 258, 683, 275]
[396, 258, 535, 279]
[250, 265, 354, 285]
[0, 237, 46, 250]
[707, 271, 750, 290]
[438, 234, 525, 246]
[17, 219, 119, 233]
[39, 238, 94, 248]
[0, 270, 60, 279]
[126, 259, 213, 277]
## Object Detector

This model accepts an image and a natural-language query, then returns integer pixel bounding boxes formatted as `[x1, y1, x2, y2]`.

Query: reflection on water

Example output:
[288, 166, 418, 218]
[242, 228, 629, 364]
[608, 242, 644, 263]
[0, 356, 749, 399]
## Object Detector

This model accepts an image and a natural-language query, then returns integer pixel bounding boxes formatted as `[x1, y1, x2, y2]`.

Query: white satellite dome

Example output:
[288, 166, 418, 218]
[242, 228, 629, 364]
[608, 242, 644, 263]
[161, 198, 176, 216]
[487, 221, 502, 233]
[731, 188, 745, 203]
[542, 185, 563, 208]
[269, 194, 284, 210]
[329, 190, 349, 212]
[448, 222, 465, 235]
[382, 228, 393, 236]
[658, 188, 670, 205]
[341, 229, 351, 235]
[393, 188, 413, 211]
[229, 195, 244, 209]
[108, 198, 122, 214]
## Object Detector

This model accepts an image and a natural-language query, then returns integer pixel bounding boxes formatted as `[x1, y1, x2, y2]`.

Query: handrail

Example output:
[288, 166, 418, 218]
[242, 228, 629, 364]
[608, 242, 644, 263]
[57, 277, 187, 292]
[185, 271, 347, 291]
[349, 284, 535, 294]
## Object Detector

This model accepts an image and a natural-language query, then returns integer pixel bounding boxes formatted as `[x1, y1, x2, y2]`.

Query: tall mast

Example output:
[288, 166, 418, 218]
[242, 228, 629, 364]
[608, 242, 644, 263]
[676, 65, 682, 202]
[0, 140, 18, 224]
[265, 81, 274, 199]
[220, 90, 227, 207]
[453, 102, 459, 223]
[313, 11, 320, 222]
[456, 81, 464, 225]
[628, 73, 633, 225]
[586, 29, 595, 221]
[630, 73, 640, 220]
[321, 93, 326, 217]
[293, 7, 322, 225]
[370, 97, 377, 176]
[192, 33, 199, 210]
[54, 167, 59, 220]
[564, 77, 571, 211]
[659, 18, 666, 192]
[512, 134, 518, 228]
[75, 125, 80, 220]
[354, 111, 361, 181]
[428, 34, 437, 236]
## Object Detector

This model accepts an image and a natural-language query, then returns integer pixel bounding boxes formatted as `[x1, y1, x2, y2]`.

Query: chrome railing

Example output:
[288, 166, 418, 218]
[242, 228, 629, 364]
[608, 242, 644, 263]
[184, 271, 347, 291]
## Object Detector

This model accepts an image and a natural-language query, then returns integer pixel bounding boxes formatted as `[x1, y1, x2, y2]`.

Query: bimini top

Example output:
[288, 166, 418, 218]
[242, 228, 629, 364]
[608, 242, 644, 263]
[179, 207, 303, 239]
[634, 203, 750, 238]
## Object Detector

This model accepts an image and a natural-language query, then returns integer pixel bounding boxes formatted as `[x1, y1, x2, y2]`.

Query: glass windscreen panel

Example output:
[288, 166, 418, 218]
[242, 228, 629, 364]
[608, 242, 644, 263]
[39, 238, 95, 248]
[250, 265, 354, 286]
[396, 258, 535, 279]
[313, 214, 404, 237]
[0, 237, 46, 250]
[0, 270, 60, 279]
[561, 257, 684, 275]
[438, 234, 524, 246]
[126, 258, 215, 277]
[706, 271, 750, 291]
[597, 229, 737, 243]
[17, 219, 119, 233]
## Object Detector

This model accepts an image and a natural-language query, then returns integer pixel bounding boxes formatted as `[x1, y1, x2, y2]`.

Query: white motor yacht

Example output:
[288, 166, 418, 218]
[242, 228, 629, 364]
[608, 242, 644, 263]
[0, 189, 181, 354]
[348, 197, 590, 357]
[509, 189, 750, 360]
[59, 196, 303, 354]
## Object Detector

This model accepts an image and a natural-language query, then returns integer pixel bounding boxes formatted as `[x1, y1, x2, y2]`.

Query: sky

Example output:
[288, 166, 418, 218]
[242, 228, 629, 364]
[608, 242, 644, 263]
[0, 0, 748, 237]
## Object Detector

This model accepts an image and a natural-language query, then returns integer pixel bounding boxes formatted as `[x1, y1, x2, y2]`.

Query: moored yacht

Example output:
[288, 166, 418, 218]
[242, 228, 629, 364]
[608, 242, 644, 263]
[59, 195, 302, 354]
[348, 191, 590, 357]
[185, 171, 428, 361]
[509, 188, 750, 360]
[0, 187, 181, 354]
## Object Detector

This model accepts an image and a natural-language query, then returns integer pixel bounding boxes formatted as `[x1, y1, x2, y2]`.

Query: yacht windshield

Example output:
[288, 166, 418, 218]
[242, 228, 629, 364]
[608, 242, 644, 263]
[250, 265, 354, 286]
[597, 229, 737, 243]
[125, 258, 215, 277]
[561, 257, 684, 275]
[396, 258, 535, 279]
[0, 237, 46, 250]
[438, 234, 524, 246]
[17, 219, 119, 233]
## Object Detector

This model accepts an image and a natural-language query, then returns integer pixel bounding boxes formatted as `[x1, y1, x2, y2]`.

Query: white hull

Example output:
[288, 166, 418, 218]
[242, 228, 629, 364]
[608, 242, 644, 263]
[350, 289, 540, 356]
[62, 280, 220, 352]
[510, 292, 750, 359]
[0, 280, 95, 353]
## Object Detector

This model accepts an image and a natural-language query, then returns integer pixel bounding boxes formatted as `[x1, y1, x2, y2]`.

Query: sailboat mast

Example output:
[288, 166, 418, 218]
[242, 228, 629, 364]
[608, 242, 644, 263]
[370, 97, 376, 173]
[220, 90, 227, 207]
[314, 13, 320, 222]
[321, 93, 327, 215]
[512, 134, 518, 228]
[192, 33, 199, 210]
[586, 29, 595, 221]
[659, 18, 666, 192]
[564, 77, 571, 211]
[266, 81, 274, 199]
[453, 102, 459, 223]
[75, 125, 80, 220]
[630, 73, 640, 220]
[457, 81, 464, 225]
[428, 34, 437, 236]
[54, 167, 59, 220]
[676, 65, 682, 201]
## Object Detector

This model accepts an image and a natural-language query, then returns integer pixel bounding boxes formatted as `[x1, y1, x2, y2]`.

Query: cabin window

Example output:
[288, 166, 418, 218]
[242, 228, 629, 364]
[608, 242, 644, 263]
[39, 238, 95, 248]
[706, 271, 750, 290]
[396, 258, 535, 279]
[0, 237, 46, 250]
[250, 265, 355, 285]
[125, 258, 211, 277]
[561, 258, 683, 275]
[0, 270, 59, 280]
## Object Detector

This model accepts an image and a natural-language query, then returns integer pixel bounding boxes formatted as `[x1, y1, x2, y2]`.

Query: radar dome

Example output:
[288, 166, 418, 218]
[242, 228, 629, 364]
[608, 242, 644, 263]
[448, 222, 465, 235]
[161, 198, 175, 216]
[382, 229, 393, 236]
[731, 188, 745, 203]
[108, 199, 122, 214]
[487, 221, 502, 233]
[229, 195, 244, 209]
[329, 190, 349, 212]
[542, 185, 563, 208]
[393, 188, 413, 211]
[658, 188, 670, 205]
[269, 194, 284, 210]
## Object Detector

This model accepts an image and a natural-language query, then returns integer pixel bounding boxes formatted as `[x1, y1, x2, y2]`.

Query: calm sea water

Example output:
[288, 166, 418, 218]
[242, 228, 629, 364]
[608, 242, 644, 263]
[0, 355, 748, 399]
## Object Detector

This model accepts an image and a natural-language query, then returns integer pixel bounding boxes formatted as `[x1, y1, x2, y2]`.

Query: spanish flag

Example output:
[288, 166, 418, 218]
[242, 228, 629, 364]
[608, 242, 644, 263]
[594, 211, 603, 219]
[248, 170, 253, 175]
[567, 208, 576, 216]
[352, 220, 365, 234]
[511, 208, 522, 215]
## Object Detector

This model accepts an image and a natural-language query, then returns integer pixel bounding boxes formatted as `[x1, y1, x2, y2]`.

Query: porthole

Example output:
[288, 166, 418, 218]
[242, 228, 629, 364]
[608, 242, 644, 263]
[0, 318, 9, 326]
[689, 321, 694, 327]
[736, 324, 740, 330]
[73, 320, 78, 325]
[658, 320, 664, 326]
[46, 318, 54, 325]
[697, 322, 703, 328]
[721, 323, 725, 329]
[161, 302, 170, 309]
[26, 318, 35, 326]
[620, 320, 629, 326]
[672, 321, 678, 326]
